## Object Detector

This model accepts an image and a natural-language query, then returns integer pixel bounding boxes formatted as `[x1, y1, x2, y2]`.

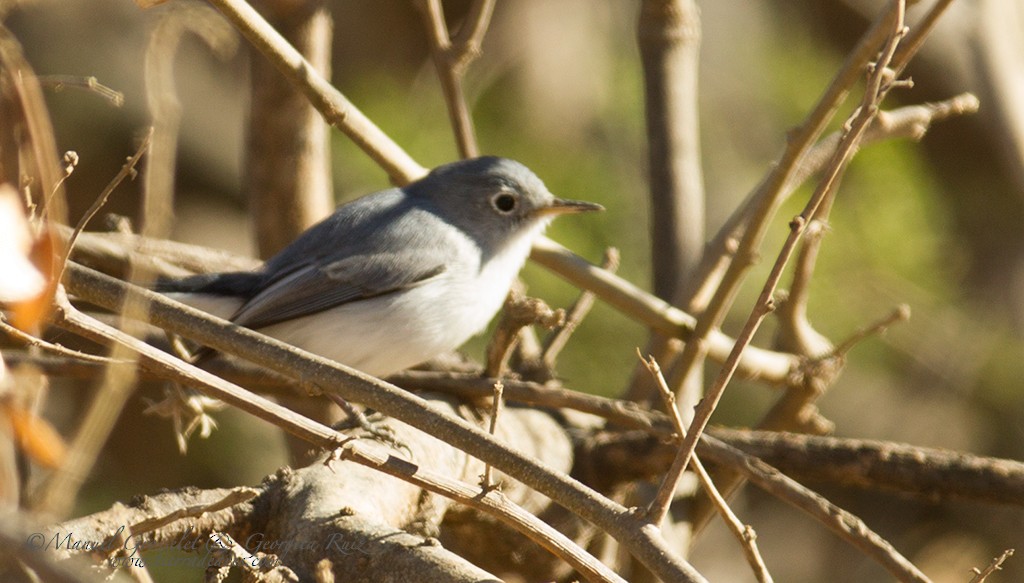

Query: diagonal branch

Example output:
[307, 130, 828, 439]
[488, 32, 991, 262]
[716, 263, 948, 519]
[63, 262, 706, 582]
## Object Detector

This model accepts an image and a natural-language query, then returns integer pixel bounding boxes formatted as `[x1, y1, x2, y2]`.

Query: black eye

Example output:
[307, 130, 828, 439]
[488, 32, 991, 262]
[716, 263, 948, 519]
[491, 192, 517, 214]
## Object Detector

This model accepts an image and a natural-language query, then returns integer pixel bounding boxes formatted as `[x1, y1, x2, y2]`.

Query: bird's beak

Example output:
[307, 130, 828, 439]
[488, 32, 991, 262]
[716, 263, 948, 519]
[532, 197, 604, 218]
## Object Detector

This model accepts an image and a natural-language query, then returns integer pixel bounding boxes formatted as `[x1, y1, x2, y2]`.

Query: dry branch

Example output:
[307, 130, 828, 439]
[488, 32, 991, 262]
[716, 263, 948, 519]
[61, 263, 706, 582]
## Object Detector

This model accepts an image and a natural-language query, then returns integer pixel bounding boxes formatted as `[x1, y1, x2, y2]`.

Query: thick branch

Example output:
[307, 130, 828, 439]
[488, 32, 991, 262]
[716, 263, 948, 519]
[637, 0, 704, 302]
[245, 0, 333, 258]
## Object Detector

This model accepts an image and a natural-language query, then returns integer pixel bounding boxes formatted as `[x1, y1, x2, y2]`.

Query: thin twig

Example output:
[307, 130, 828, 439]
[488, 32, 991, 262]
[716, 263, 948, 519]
[57, 128, 153, 285]
[669, 0, 911, 487]
[699, 434, 931, 583]
[641, 352, 773, 582]
[417, 0, 495, 158]
[969, 549, 1014, 583]
[481, 380, 504, 488]
[830, 304, 910, 358]
[542, 248, 619, 369]
[689, 459, 772, 583]
[0, 315, 129, 365]
[639, 351, 687, 523]
[37, 75, 125, 106]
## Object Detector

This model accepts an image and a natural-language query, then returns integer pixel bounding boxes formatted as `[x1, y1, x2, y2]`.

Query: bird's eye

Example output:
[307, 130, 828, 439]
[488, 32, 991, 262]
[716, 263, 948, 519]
[491, 192, 518, 214]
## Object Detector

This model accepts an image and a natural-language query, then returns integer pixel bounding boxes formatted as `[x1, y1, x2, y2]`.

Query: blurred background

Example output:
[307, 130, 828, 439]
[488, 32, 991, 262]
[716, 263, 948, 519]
[7, 0, 1024, 580]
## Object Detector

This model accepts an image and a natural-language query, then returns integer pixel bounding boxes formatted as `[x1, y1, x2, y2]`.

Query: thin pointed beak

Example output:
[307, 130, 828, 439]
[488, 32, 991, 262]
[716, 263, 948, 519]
[533, 197, 604, 218]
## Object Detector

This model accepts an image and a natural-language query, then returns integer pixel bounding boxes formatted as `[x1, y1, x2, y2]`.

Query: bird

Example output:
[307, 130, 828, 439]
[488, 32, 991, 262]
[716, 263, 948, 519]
[158, 156, 602, 377]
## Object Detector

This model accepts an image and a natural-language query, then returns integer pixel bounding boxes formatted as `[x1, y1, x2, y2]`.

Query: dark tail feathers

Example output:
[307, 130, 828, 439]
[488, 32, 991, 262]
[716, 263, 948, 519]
[154, 271, 262, 297]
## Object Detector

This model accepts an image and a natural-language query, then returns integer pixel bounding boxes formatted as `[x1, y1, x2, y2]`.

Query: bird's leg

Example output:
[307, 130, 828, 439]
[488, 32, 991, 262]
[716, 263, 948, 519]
[326, 393, 410, 456]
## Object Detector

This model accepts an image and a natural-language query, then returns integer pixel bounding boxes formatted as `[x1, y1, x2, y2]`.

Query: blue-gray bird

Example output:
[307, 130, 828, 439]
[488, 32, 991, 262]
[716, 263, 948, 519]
[159, 157, 602, 377]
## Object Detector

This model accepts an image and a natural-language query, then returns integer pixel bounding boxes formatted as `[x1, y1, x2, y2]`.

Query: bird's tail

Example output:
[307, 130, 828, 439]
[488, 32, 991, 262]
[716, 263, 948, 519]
[153, 271, 263, 296]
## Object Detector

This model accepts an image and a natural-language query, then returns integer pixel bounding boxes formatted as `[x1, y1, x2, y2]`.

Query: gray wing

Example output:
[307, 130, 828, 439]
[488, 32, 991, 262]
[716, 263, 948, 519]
[228, 252, 447, 329]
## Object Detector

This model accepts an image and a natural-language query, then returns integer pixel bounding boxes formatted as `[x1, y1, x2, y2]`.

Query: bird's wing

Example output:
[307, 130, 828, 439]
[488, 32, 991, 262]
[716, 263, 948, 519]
[226, 251, 448, 330]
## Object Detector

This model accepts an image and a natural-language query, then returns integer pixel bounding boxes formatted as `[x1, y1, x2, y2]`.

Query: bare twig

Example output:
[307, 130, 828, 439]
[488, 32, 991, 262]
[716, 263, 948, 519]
[830, 303, 910, 359]
[699, 434, 931, 583]
[416, 0, 496, 158]
[969, 549, 1014, 583]
[481, 380, 503, 488]
[530, 237, 798, 384]
[670, 0, 911, 487]
[639, 351, 687, 523]
[204, 0, 425, 184]
[0, 315, 129, 365]
[57, 128, 153, 285]
[542, 247, 619, 370]
[47, 151, 79, 211]
[38, 75, 125, 107]
[641, 352, 773, 582]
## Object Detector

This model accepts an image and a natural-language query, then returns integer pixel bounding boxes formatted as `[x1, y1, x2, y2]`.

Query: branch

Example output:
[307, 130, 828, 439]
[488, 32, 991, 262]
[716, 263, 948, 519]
[416, 0, 496, 158]
[530, 237, 797, 384]
[641, 354, 773, 583]
[204, 0, 425, 184]
[710, 429, 1024, 506]
[50, 286, 626, 583]
[637, 0, 705, 302]
[4, 353, 677, 436]
[669, 0, 913, 490]
[62, 262, 706, 582]
[970, 550, 1014, 583]
[698, 434, 931, 583]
